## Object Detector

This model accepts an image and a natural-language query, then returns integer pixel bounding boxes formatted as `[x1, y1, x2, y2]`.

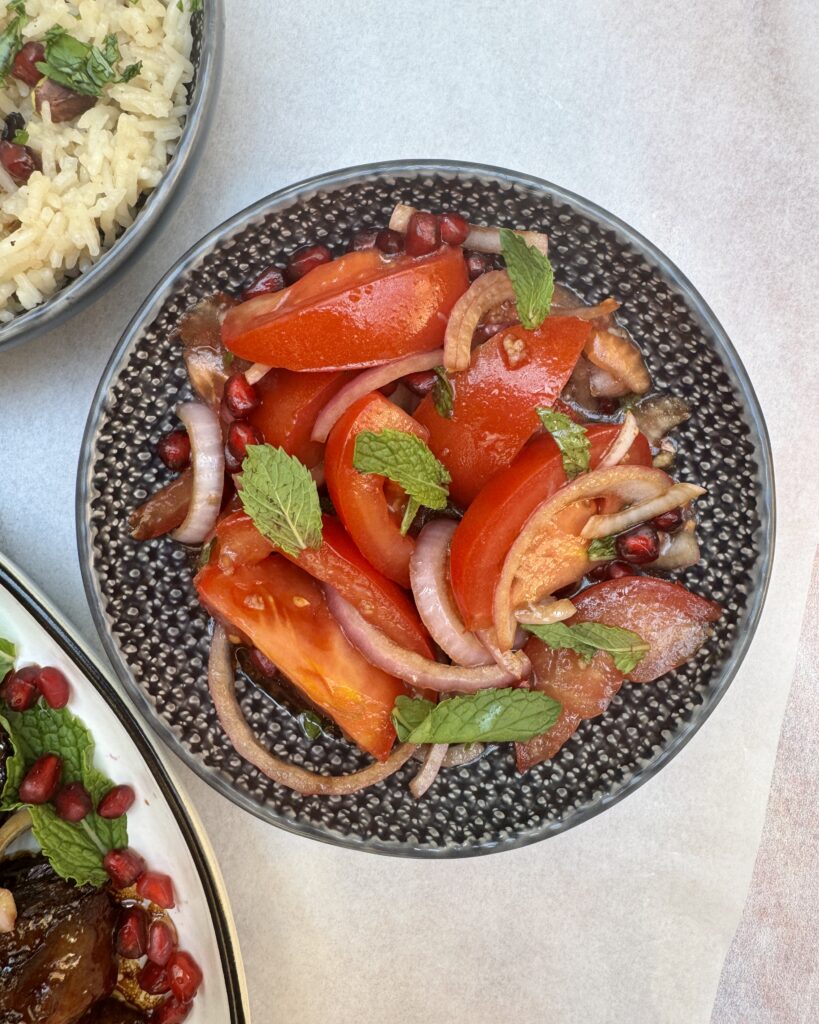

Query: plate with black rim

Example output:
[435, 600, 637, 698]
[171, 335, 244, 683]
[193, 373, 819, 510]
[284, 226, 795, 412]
[76, 159, 774, 858]
[0, 551, 249, 1020]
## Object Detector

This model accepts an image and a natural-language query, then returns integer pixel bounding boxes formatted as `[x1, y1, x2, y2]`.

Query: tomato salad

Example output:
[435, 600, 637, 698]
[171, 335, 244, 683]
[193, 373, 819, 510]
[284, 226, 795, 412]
[131, 204, 720, 799]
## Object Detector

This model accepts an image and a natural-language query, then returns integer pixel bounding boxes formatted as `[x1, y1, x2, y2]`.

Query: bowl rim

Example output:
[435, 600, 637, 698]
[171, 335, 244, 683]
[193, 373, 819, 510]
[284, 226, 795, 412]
[76, 158, 776, 858]
[0, 0, 226, 353]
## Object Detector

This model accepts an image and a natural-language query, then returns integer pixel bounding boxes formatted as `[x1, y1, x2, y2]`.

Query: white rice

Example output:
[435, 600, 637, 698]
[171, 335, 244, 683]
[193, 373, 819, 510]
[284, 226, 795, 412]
[0, 0, 194, 321]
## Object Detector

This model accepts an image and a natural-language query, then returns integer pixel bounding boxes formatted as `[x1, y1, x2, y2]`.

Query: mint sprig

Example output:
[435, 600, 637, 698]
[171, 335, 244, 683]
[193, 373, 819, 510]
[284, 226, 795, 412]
[353, 429, 450, 535]
[536, 407, 590, 478]
[239, 444, 323, 558]
[392, 689, 562, 745]
[524, 621, 649, 675]
[431, 367, 454, 419]
[500, 227, 554, 329]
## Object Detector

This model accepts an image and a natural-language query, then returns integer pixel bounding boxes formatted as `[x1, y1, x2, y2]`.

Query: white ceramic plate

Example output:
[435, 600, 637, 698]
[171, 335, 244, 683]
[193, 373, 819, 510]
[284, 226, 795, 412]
[0, 553, 249, 1022]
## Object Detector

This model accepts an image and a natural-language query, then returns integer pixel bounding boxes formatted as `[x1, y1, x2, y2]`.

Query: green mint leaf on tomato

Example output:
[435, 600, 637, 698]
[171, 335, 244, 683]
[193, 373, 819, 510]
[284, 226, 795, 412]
[353, 429, 451, 536]
[0, 636, 15, 683]
[587, 535, 616, 561]
[36, 28, 141, 97]
[431, 366, 454, 419]
[524, 621, 649, 675]
[239, 444, 323, 558]
[0, 1, 26, 82]
[499, 227, 554, 329]
[536, 407, 591, 478]
[392, 689, 562, 745]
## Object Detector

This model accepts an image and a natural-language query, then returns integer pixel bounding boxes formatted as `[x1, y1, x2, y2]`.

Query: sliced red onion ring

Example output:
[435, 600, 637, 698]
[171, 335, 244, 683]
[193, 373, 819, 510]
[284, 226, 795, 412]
[311, 349, 444, 443]
[597, 412, 639, 469]
[325, 586, 527, 692]
[208, 625, 416, 795]
[441, 743, 486, 767]
[410, 744, 448, 799]
[170, 402, 226, 545]
[559, 298, 620, 321]
[580, 482, 705, 540]
[388, 203, 549, 254]
[586, 328, 650, 394]
[514, 598, 576, 625]
[410, 520, 493, 667]
[444, 270, 516, 372]
[474, 628, 533, 677]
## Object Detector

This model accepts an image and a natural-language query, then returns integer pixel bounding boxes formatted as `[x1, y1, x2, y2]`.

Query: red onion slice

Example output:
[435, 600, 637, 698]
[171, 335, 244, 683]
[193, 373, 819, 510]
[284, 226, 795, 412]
[311, 349, 444, 443]
[514, 598, 576, 625]
[444, 270, 516, 372]
[388, 203, 549, 254]
[325, 586, 527, 692]
[170, 402, 226, 545]
[580, 482, 705, 539]
[245, 362, 271, 385]
[409, 520, 493, 667]
[409, 744, 448, 799]
[475, 628, 533, 677]
[208, 625, 416, 795]
[597, 412, 639, 469]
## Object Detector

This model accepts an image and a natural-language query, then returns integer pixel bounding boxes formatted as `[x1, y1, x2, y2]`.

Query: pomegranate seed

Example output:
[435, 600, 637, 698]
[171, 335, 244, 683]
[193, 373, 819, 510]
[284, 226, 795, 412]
[98, 783, 136, 819]
[615, 524, 660, 564]
[465, 251, 490, 280]
[249, 648, 277, 677]
[285, 243, 332, 283]
[137, 871, 176, 910]
[156, 430, 191, 472]
[375, 228, 404, 254]
[11, 41, 45, 86]
[147, 918, 178, 966]
[596, 397, 619, 416]
[224, 373, 259, 417]
[351, 228, 378, 251]
[587, 560, 638, 583]
[403, 370, 436, 396]
[19, 754, 62, 804]
[167, 951, 203, 1002]
[140, 960, 172, 995]
[651, 507, 685, 533]
[35, 666, 70, 709]
[439, 212, 470, 246]
[404, 212, 440, 257]
[151, 997, 192, 1023]
[0, 141, 40, 183]
[117, 904, 149, 958]
[104, 847, 146, 889]
[242, 264, 285, 300]
[4, 666, 39, 711]
[55, 782, 93, 823]
[227, 421, 261, 464]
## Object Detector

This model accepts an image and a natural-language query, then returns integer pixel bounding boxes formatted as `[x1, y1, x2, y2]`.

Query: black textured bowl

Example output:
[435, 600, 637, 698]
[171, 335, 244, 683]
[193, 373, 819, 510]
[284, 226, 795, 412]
[77, 160, 774, 857]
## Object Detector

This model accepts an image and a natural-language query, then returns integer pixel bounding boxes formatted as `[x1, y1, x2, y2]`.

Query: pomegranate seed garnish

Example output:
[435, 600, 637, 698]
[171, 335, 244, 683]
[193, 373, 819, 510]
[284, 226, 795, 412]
[167, 951, 203, 1002]
[226, 421, 261, 464]
[54, 782, 93, 823]
[615, 524, 660, 564]
[587, 559, 639, 583]
[465, 251, 490, 280]
[137, 871, 176, 909]
[242, 264, 285, 300]
[117, 904, 149, 959]
[439, 212, 470, 246]
[404, 212, 440, 257]
[351, 228, 378, 251]
[402, 370, 436, 396]
[19, 754, 62, 804]
[4, 666, 40, 711]
[651, 507, 685, 533]
[224, 373, 259, 417]
[147, 918, 178, 966]
[248, 647, 277, 677]
[151, 997, 192, 1024]
[140, 960, 172, 995]
[375, 228, 404, 254]
[156, 430, 191, 472]
[0, 141, 41, 183]
[35, 666, 70, 709]
[11, 41, 46, 86]
[103, 847, 146, 889]
[285, 243, 332, 283]
[98, 783, 136, 819]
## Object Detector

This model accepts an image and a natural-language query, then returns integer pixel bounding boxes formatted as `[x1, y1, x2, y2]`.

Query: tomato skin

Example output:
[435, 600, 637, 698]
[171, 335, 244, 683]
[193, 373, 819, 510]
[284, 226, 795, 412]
[450, 423, 652, 631]
[525, 640, 623, 718]
[222, 246, 469, 370]
[325, 392, 429, 587]
[413, 317, 592, 506]
[195, 555, 407, 760]
[248, 369, 353, 468]
[515, 709, 581, 773]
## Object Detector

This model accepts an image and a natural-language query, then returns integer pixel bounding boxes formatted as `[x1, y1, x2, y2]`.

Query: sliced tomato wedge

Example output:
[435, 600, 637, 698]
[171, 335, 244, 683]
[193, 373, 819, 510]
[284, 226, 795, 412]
[571, 576, 722, 683]
[222, 246, 469, 370]
[515, 709, 581, 773]
[324, 392, 428, 587]
[195, 555, 407, 760]
[211, 510, 433, 657]
[450, 424, 652, 630]
[525, 639, 624, 718]
[413, 317, 592, 505]
[249, 369, 353, 468]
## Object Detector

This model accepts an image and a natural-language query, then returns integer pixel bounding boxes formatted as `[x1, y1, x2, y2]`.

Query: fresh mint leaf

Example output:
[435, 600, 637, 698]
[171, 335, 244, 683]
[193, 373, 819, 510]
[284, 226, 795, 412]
[0, 637, 15, 682]
[29, 806, 109, 887]
[0, 1, 26, 81]
[499, 227, 554, 329]
[198, 537, 215, 568]
[524, 621, 649, 675]
[587, 536, 616, 561]
[536, 407, 590, 478]
[190, 0, 203, 11]
[392, 689, 562, 745]
[299, 710, 325, 741]
[239, 444, 323, 558]
[353, 429, 450, 535]
[12, 128, 27, 144]
[0, 711, 24, 811]
[36, 28, 142, 97]
[431, 367, 454, 419]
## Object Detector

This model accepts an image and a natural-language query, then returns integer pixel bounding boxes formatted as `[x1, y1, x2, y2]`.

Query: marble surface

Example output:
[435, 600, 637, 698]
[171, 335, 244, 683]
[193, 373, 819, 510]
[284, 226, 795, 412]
[2, 2, 818, 1021]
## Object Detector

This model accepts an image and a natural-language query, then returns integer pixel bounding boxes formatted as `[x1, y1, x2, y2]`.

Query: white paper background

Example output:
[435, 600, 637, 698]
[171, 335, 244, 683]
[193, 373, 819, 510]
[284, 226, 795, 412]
[1, 2, 818, 1021]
